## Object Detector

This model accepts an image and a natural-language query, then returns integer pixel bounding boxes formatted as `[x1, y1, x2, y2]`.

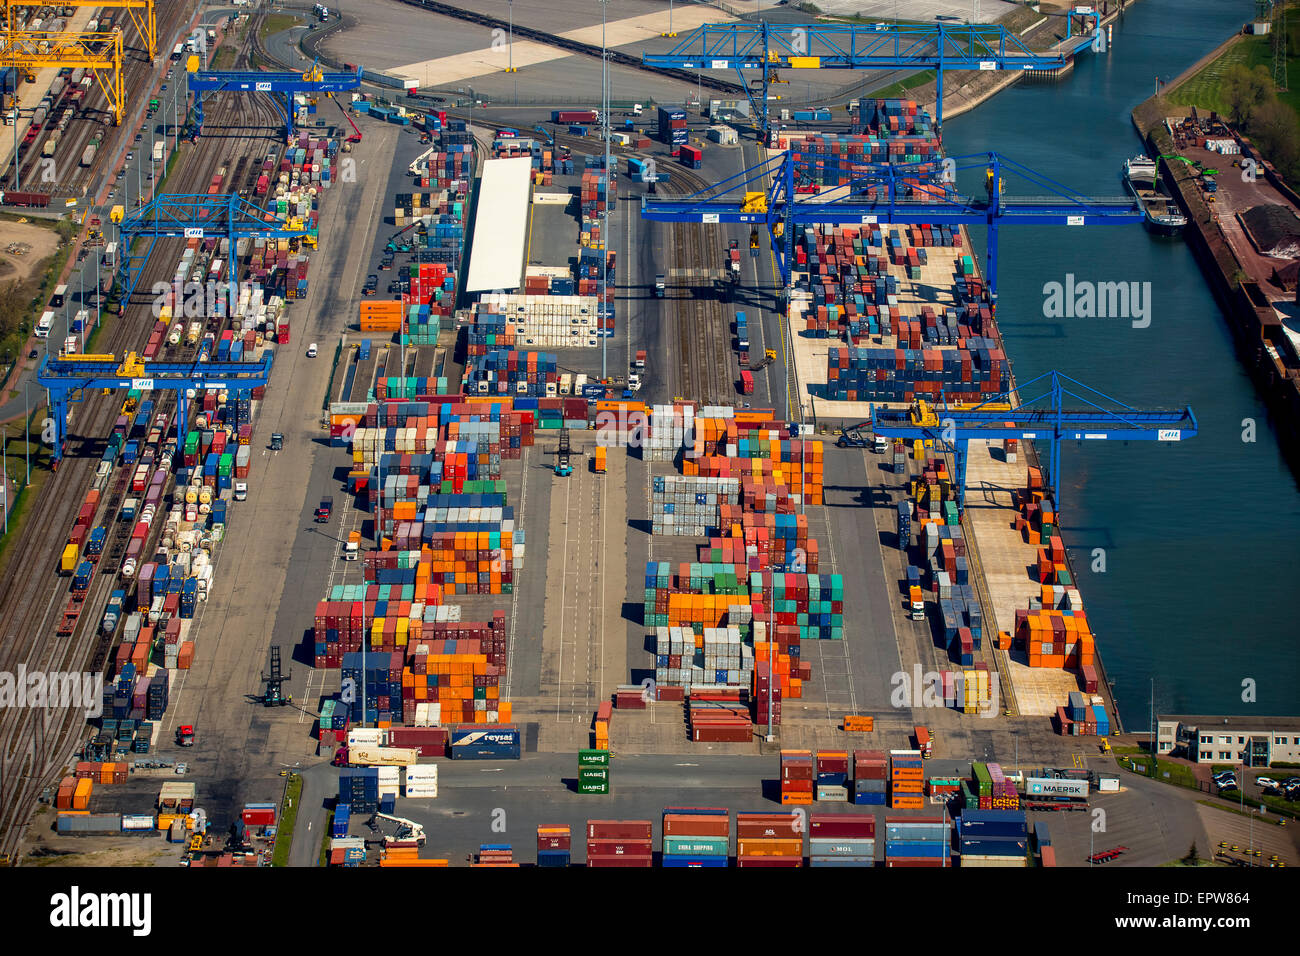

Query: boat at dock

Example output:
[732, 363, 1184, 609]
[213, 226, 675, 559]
[1123, 155, 1187, 236]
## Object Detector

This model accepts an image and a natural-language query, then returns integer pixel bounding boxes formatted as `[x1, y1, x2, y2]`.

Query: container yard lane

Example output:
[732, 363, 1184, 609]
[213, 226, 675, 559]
[164, 121, 404, 820]
[532, 433, 628, 749]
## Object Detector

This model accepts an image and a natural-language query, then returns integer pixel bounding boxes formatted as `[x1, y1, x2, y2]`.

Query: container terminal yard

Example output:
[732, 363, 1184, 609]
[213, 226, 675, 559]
[0, 0, 1293, 913]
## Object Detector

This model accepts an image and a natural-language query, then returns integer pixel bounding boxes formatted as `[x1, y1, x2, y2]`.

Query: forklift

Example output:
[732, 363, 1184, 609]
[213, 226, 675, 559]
[554, 429, 574, 477]
[259, 646, 293, 707]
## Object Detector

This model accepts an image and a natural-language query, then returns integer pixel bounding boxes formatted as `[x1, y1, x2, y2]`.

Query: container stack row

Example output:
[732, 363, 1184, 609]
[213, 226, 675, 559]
[736, 812, 802, 867]
[957, 808, 1030, 867]
[537, 824, 571, 867]
[650, 475, 740, 536]
[809, 813, 876, 866]
[463, 349, 559, 397]
[586, 820, 653, 868]
[884, 814, 951, 867]
[469, 293, 606, 351]
[683, 413, 826, 505]
[662, 807, 729, 867]
[889, 749, 924, 809]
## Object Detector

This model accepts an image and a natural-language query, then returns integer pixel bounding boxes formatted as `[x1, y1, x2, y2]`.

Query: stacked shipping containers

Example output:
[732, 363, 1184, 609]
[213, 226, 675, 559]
[780, 750, 814, 805]
[736, 811, 802, 867]
[884, 815, 951, 867]
[853, 750, 888, 805]
[657, 105, 687, 150]
[889, 749, 924, 809]
[586, 820, 653, 867]
[537, 824, 571, 867]
[957, 808, 1029, 867]
[662, 807, 729, 867]
[809, 813, 875, 866]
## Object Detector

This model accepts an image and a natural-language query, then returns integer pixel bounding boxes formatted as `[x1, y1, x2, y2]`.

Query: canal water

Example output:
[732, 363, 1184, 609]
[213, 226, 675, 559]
[945, 0, 1300, 728]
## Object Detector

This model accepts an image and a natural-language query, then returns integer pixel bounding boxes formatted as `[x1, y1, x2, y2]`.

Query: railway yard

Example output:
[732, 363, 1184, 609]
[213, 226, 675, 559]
[0, 0, 1293, 896]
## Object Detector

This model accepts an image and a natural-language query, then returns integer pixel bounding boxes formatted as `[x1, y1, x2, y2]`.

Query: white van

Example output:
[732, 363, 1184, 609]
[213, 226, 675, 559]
[35, 310, 54, 338]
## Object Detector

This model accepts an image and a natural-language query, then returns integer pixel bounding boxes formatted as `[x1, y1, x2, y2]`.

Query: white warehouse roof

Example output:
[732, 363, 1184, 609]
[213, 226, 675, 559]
[465, 156, 532, 293]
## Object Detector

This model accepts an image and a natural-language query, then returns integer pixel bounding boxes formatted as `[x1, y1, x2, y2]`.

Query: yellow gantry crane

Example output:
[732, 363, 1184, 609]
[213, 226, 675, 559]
[0, 29, 124, 124]
[4, 0, 156, 60]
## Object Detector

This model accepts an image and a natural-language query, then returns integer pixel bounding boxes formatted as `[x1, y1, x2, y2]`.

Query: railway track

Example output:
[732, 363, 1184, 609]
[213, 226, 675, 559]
[463, 116, 738, 406]
[0, 15, 287, 860]
[9, 1, 194, 197]
[660, 162, 732, 408]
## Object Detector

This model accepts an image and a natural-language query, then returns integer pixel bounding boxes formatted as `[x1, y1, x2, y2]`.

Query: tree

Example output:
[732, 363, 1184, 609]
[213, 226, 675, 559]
[1250, 98, 1300, 182]
[1221, 63, 1274, 127]
[1185, 841, 1199, 864]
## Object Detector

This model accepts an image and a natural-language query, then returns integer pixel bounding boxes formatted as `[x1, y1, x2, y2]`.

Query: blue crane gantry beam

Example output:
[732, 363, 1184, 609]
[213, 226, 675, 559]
[37, 353, 274, 464]
[116, 193, 303, 306]
[643, 22, 1099, 134]
[869, 370, 1197, 512]
[639, 150, 1142, 298]
[187, 67, 361, 136]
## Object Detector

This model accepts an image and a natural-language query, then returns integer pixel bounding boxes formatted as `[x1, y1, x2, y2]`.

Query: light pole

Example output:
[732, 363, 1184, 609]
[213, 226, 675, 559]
[508, 0, 514, 74]
[23, 381, 31, 485]
[599, 0, 610, 381]
[12, 105, 22, 190]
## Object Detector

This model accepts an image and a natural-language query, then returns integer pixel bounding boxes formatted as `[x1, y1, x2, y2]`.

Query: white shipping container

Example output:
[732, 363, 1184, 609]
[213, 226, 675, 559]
[346, 728, 385, 748]
[348, 746, 419, 766]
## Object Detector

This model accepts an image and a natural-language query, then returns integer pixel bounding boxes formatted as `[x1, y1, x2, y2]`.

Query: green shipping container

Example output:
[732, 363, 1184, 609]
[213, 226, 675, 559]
[972, 762, 992, 797]
[663, 836, 728, 856]
[577, 781, 609, 794]
[578, 768, 610, 783]
[578, 749, 610, 766]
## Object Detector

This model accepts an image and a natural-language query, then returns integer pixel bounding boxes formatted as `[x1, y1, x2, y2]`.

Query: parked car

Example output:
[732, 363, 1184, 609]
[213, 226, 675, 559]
[1255, 777, 1279, 790]
[306, 342, 318, 358]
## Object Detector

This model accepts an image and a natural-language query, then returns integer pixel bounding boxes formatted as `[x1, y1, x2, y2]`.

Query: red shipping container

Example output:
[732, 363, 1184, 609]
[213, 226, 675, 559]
[587, 821, 652, 841]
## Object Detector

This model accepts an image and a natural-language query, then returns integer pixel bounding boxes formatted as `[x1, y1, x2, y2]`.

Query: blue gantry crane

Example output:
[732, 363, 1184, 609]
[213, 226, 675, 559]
[869, 371, 1197, 512]
[643, 21, 1100, 136]
[116, 193, 306, 305]
[37, 351, 274, 464]
[640, 150, 1142, 301]
[186, 63, 361, 137]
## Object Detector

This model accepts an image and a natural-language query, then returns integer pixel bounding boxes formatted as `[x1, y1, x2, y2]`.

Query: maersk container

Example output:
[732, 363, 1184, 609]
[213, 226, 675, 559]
[1023, 776, 1088, 799]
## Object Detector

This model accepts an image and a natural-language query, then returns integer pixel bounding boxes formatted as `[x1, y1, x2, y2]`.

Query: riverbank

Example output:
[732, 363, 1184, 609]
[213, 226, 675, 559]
[1131, 95, 1300, 473]
[899, 0, 1139, 128]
